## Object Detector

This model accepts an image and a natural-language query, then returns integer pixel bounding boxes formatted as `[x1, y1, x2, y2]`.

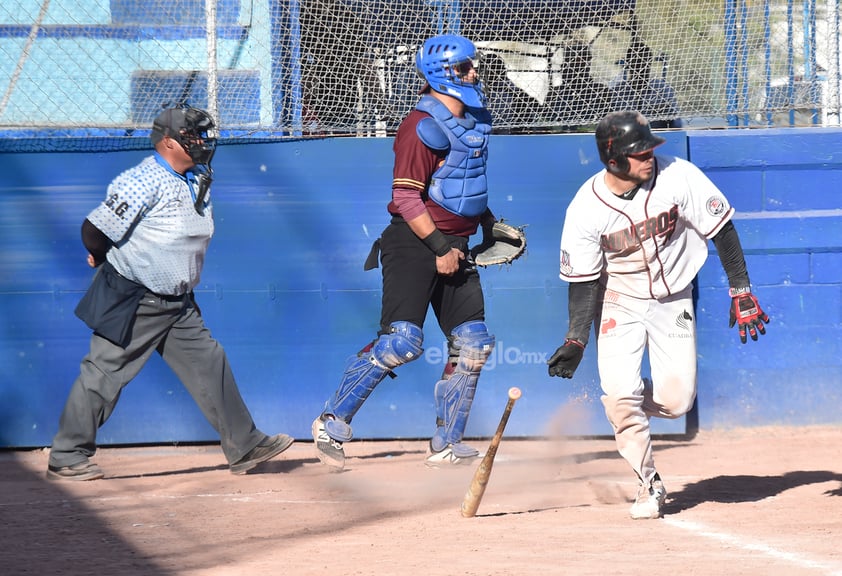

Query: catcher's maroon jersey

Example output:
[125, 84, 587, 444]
[387, 109, 482, 237]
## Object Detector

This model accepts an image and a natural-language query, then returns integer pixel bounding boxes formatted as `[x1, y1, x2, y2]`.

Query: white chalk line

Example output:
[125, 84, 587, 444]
[665, 517, 842, 576]
[0, 490, 352, 508]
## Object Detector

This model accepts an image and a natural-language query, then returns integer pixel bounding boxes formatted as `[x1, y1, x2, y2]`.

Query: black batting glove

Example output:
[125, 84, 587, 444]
[728, 287, 770, 344]
[547, 339, 585, 378]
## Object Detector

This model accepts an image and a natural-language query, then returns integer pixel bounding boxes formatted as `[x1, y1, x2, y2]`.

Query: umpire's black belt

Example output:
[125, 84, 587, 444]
[151, 291, 188, 302]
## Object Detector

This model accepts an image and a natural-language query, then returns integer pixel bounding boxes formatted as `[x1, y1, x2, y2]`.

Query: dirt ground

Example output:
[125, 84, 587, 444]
[2, 425, 841, 576]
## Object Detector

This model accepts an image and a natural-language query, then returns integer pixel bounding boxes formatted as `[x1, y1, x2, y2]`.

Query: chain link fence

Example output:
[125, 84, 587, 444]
[0, 0, 838, 151]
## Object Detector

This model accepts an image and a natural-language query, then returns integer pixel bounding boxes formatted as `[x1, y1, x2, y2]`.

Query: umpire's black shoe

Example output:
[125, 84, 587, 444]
[46, 461, 105, 482]
[230, 434, 294, 475]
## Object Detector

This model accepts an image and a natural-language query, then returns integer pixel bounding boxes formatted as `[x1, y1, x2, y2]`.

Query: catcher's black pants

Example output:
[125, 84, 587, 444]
[377, 220, 485, 338]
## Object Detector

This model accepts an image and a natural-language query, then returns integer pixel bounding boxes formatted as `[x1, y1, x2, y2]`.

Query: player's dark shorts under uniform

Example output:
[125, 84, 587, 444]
[378, 215, 484, 337]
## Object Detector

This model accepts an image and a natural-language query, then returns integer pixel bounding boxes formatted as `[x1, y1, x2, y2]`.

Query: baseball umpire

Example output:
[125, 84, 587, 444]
[547, 111, 769, 519]
[47, 105, 293, 481]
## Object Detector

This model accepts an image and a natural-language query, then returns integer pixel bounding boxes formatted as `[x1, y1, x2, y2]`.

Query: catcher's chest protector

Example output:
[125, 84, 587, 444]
[415, 95, 491, 218]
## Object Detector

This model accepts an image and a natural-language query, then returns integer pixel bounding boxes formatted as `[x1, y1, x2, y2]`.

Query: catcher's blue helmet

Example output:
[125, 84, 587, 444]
[415, 34, 486, 108]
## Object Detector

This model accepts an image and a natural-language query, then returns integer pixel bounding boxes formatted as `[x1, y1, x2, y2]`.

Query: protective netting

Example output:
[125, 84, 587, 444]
[0, 0, 838, 152]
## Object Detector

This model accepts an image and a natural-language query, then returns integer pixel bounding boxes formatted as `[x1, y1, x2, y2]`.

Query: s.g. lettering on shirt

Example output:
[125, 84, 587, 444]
[104, 193, 130, 219]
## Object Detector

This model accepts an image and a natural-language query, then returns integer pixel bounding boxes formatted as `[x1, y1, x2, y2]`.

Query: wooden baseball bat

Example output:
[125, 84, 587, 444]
[460, 386, 522, 518]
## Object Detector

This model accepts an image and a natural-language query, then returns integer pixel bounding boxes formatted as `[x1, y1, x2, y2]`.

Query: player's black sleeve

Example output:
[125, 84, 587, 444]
[480, 207, 496, 227]
[81, 218, 113, 267]
[566, 279, 600, 347]
[711, 220, 750, 289]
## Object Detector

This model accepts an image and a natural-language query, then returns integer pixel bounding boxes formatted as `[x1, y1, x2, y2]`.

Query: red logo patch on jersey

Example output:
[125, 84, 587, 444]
[706, 196, 726, 216]
[600, 317, 617, 335]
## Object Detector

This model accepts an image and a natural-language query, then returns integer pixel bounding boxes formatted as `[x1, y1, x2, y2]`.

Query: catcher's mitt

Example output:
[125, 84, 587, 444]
[470, 220, 527, 267]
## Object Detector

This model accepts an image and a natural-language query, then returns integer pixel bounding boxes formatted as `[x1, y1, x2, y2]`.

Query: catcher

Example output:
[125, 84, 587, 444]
[311, 34, 525, 471]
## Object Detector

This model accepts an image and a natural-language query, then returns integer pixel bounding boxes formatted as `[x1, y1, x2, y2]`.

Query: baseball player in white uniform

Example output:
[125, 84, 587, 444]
[547, 111, 769, 519]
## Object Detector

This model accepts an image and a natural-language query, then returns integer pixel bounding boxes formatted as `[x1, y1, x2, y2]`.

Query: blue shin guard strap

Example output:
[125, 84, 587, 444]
[324, 418, 354, 443]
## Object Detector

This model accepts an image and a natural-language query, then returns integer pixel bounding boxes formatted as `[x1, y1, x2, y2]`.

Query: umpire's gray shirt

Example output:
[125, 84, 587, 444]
[87, 153, 214, 296]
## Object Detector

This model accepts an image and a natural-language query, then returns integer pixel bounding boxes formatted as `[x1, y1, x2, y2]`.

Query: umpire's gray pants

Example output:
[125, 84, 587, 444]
[49, 293, 266, 468]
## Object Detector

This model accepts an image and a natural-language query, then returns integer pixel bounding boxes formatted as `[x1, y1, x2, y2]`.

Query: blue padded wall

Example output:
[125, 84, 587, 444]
[1, 128, 840, 449]
[689, 128, 842, 428]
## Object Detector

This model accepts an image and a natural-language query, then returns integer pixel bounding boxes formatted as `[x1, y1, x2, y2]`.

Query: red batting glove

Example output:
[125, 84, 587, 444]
[728, 287, 770, 344]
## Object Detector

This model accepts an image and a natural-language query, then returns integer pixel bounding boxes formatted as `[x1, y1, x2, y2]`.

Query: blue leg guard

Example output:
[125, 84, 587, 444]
[431, 321, 495, 453]
[322, 321, 423, 443]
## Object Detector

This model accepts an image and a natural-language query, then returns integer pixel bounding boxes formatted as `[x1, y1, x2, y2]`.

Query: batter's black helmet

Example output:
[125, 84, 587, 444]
[595, 111, 665, 174]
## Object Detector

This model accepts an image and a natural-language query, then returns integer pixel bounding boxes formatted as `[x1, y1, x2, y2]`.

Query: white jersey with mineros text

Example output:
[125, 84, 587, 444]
[559, 155, 734, 300]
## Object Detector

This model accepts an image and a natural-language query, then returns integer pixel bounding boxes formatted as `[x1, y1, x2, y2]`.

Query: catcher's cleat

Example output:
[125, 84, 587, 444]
[230, 433, 294, 475]
[424, 441, 480, 468]
[46, 461, 105, 482]
[630, 474, 667, 519]
[312, 417, 346, 471]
